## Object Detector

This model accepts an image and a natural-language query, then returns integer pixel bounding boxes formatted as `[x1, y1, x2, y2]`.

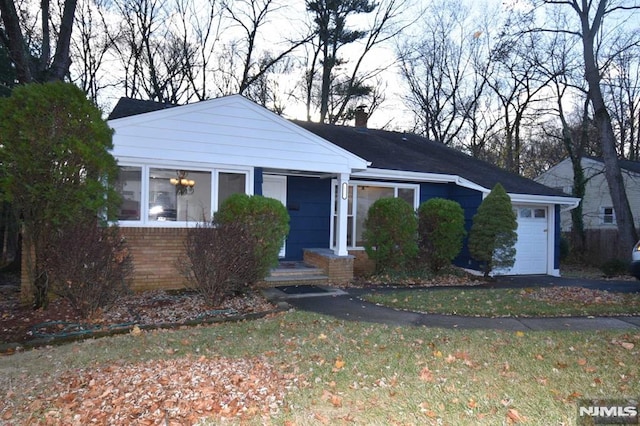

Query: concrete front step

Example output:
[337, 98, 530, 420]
[263, 261, 329, 286]
[262, 275, 330, 286]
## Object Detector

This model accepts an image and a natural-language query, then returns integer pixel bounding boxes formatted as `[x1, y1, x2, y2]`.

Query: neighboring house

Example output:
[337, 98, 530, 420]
[535, 156, 640, 232]
[108, 95, 579, 290]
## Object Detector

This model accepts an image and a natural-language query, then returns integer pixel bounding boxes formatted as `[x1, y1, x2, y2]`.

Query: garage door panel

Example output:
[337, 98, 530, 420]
[496, 206, 548, 275]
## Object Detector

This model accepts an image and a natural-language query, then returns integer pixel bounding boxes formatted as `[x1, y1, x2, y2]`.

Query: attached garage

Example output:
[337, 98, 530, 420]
[507, 205, 551, 275]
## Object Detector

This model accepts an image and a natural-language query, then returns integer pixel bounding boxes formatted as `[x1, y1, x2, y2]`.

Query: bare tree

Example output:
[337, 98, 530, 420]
[602, 47, 640, 160]
[177, 0, 224, 101]
[398, 0, 486, 146]
[69, 0, 115, 104]
[220, 0, 311, 103]
[0, 0, 78, 82]
[484, 24, 561, 174]
[538, 0, 640, 257]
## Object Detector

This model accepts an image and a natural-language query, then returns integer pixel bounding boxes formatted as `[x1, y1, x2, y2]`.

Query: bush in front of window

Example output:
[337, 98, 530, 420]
[180, 221, 260, 305]
[46, 219, 133, 319]
[363, 197, 418, 274]
[468, 183, 518, 278]
[215, 193, 290, 281]
[0, 82, 120, 309]
[418, 198, 466, 273]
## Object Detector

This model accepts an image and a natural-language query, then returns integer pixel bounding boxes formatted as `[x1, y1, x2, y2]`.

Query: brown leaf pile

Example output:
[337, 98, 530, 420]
[524, 286, 627, 305]
[4, 355, 295, 425]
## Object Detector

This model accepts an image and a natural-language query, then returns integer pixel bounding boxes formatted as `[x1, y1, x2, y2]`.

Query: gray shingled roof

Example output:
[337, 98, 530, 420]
[108, 97, 176, 120]
[294, 121, 565, 197]
[108, 97, 567, 198]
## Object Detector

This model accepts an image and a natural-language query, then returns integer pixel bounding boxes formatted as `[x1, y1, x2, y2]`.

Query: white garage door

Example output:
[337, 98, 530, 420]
[501, 206, 549, 275]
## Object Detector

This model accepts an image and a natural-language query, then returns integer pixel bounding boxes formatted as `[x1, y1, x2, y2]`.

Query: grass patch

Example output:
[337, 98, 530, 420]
[362, 287, 640, 317]
[2, 311, 640, 424]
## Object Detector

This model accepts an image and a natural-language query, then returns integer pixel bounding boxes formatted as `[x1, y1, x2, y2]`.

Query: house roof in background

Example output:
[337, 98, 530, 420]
[108, 96, 568, 199]
[584, 156, 640, 174]
[108, 97, 176, 120]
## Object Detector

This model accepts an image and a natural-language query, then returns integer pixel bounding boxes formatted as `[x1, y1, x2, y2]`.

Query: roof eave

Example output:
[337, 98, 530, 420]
[507, 193, 581, 210]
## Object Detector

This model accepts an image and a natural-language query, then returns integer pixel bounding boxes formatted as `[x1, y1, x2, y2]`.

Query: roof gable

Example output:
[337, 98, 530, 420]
[108, 95, 368, 174]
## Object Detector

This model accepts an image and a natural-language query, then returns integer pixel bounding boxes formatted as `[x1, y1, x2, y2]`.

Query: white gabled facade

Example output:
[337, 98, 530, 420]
[110, 94, 368, 175]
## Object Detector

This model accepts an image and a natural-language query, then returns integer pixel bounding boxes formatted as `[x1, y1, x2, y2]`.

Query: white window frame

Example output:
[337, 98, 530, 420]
[330, 180, 420, 250]
[600, 206, 616, 225]
[115, 162, 252, 227]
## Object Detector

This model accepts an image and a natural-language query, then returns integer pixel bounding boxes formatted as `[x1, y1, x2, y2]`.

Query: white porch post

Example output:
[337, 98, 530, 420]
[334, 173, 349, 256]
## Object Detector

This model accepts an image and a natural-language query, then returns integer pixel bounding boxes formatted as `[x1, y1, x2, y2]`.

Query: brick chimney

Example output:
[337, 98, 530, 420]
[354, 105, 368, 128]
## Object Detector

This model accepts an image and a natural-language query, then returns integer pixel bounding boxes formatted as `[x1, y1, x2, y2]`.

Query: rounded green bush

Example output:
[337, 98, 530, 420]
[215, 193, 290, 281]
[363, 197, 418, 273]
[418, 198, 466, 272]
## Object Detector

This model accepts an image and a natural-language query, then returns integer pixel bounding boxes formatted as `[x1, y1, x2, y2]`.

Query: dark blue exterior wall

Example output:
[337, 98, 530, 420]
[554, 204, 561, 270]
[418, 183, 483, 269]
[285, 176, 332, 260]
[254, 168, 263, 195]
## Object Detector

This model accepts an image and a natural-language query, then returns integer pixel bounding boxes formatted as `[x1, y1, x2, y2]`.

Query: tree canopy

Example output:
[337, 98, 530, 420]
[0, 81, 119, 307]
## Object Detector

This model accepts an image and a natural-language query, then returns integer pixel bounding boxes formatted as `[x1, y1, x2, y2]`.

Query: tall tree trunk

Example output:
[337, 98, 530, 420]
[580, 2, 638, 258]
[0, 0, 33, 83]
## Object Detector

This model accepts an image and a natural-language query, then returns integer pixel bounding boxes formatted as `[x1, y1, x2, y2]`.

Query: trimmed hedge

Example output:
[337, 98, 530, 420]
[363, 197, 418, 273]
[214, 193, 290, 281]
[418, 198, 466, 272]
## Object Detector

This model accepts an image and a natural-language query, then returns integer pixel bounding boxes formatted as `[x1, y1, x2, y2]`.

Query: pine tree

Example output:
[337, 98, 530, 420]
[468, 183, 518, 277]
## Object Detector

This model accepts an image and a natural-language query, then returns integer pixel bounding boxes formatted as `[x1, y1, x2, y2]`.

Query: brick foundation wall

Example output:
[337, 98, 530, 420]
[120, 227, 190, 292]
[349, 250, 375, 277]
[303, 248, 354, 285]
[20, 227, 189, 301]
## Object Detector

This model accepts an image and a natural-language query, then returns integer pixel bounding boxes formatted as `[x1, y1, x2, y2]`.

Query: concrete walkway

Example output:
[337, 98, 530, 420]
[263, 276, 640, 331]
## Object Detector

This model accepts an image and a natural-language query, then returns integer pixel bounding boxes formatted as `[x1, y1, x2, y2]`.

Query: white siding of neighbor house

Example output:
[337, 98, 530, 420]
[535, 157, 640, 231]
[109, 95, 368, 174]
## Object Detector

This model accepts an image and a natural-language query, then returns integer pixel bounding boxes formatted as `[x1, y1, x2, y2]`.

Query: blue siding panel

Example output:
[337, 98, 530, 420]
[554, 204, 561, 269]
[254, 168, 263, 195]
[285, 176, 332, 260]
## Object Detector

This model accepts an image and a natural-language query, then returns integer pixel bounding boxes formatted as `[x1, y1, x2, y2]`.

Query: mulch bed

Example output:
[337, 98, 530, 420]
[0, 274, 278, 350]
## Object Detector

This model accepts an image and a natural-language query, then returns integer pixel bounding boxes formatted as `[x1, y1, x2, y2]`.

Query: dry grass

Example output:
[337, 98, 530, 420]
[2, 311, 639, 425]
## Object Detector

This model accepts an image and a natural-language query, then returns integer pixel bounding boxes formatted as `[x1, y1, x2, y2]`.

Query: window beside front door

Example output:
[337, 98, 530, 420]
[332, 181, 419, 249]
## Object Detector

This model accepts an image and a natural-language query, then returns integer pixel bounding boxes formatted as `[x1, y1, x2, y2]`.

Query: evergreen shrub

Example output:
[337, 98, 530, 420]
[363, 197, 418, 273]
[468, 183, 518, 277]
[215, 193, 290, 281]
[418, 198, 466, 272]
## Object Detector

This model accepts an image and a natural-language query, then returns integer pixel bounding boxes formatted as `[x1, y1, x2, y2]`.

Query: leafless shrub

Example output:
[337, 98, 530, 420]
[46, 220, 134, 319]
[179, 221, 259, 306]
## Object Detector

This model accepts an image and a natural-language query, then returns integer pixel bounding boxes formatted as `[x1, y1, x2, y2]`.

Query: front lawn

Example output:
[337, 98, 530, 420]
[362, 286, 640, 317]
[2, 310, 639, 425]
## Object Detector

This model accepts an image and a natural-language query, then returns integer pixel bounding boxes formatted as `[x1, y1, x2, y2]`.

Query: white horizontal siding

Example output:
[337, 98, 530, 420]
[110, 95, 367, 174]
[536, 158, 640, 231]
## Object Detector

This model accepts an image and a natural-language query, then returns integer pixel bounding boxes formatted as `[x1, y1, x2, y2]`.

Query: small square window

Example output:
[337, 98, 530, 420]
[534, 208, 546, 218]
[601, 207, 616, 225]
